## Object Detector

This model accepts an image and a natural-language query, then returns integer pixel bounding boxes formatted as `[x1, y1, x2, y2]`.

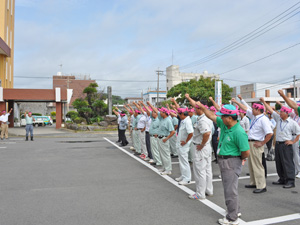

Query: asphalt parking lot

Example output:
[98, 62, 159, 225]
[0, 131, 299, 225]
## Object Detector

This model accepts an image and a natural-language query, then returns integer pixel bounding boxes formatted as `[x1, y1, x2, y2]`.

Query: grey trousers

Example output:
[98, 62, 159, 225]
[292, 136, 300, 174]
[25, 124, 33, 138]
[218, 157, 242, 222]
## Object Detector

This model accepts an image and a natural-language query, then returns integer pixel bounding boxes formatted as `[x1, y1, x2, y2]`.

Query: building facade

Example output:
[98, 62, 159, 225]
[0, 0, 15, 88]
[53, 74, 95, 106]
[143, 90, 166, 107]
[231, 83, 289, 99]
[166, 65, 220, 91]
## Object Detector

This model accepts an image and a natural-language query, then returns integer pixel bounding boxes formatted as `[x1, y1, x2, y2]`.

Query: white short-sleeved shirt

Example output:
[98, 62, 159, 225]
[272, 112, 300, 141]
[137, 114, 147, 129]
[177, 116, 194, 144]
[0, 113, 10, 123]
[290, 112, 300, 127]
[145, 112, 151, 132]
[240, 116, 250, 132]
[246, 109, 273, 141]
[192, 114, 213, 145]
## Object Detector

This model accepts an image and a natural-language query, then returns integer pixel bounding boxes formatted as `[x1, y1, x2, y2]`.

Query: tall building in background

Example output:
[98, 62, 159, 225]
[166, 65, 220, 91]
[0, 0, 15, 88]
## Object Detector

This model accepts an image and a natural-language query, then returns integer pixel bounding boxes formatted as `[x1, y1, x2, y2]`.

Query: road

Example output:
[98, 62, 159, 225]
[0, 130, 299, 224]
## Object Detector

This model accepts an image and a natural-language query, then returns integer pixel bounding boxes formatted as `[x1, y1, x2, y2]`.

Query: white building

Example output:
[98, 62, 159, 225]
[166, 65, 220, 91]
[143, 90, 166, 107]
[231, 83, 290, 99]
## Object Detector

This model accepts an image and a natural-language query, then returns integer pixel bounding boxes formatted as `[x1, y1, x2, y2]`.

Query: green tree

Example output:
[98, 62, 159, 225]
[72, 82, 108, 124]
[167, 77, 233, 106]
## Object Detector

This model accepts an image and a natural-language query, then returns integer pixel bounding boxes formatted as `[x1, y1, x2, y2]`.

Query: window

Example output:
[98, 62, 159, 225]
[6, 61, 8, 80]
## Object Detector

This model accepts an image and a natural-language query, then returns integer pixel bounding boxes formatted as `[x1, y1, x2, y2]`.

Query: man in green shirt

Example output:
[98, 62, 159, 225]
[196, 102, 250, 225]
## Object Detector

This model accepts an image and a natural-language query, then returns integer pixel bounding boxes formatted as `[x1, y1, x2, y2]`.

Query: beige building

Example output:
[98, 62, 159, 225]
[0, 0, 15, 88]
[166, 65, 219, 91]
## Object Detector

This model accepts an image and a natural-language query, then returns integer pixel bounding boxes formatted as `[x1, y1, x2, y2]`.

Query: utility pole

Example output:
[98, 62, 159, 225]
[156, 69, 164, 107]
[293, 75, 296, 100]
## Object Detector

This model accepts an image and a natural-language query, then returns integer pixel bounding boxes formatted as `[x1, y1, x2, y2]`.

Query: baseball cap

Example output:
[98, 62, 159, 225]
[216, 104, 239, 116]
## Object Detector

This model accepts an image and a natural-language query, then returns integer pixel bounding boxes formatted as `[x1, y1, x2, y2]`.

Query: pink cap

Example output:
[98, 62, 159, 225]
[177, 108, 187, 114]
[159, 107, 169, 115]
[170, 110, 176, 114]
[120, 113, 126, 116]
[135, 109, 141, 114]
[210, 106, 217, 113]
[188, 108, 195, 112]
[239, 109, 246, 114]
[280, 106, 292, 114]
[252, 103, 265, 111]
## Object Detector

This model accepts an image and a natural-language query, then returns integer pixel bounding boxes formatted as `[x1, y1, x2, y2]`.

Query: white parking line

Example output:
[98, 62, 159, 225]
[104, 137, 247, 224]
[104, 138, 300, 224]
[246, 213, 300, 225]
[0, 147, 7, 148]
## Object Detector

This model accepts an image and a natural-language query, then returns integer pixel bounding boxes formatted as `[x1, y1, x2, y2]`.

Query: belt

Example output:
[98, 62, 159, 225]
[158, 136, 167, 139]
[218, 155, 240, 159]
[248, 139, 259, 142]
[276, 141, 286, 144]
[292, 134, 297, 136]
[193, 142, 201, 145]
[137, 128, 143, 130]
[26, 124, 33, 125]
[146, 131, 149, 133]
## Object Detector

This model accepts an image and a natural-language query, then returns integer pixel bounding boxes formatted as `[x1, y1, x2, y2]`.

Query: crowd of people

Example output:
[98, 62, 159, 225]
[113, 89, 300, 225]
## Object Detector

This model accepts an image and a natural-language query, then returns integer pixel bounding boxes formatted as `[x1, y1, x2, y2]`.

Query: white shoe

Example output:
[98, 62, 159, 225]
[218, 217, 239, 225]
[175, 177, 183, 182]
[149, 159, 154, 163]
[130, 147, 135, 150]
[161, 171, 172, 175]
[296, 172, 300, 179]
[188, 193, 205, 200]
[144, 157, 150, 161]
[158, 168, 165, 173]
[178, 180, 190, 185]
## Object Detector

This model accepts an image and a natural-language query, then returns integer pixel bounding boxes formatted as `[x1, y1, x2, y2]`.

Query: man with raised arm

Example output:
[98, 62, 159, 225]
[141, 101, 162, 166]
[166, 103, 179, 158]
[261, 96, 300, 188]
[195, 101, 249, 225]
[277, 90, 300, 178]
[232, 96, 272, 194]
[147, 102, 175, 175]
[133, 102, 148, 160]
[128, 104, 142, 155]
[185, 93, 213, 200]
[123, 105, 135, 150]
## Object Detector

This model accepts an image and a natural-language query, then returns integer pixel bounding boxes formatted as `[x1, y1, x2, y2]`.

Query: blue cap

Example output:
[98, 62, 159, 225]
[216, 104, 239, 116]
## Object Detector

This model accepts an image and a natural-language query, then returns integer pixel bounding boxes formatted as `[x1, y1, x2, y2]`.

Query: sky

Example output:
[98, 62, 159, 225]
[13, 0, 300, 98]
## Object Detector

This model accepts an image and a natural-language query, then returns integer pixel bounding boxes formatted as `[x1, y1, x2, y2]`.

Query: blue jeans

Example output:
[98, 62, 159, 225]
[25, 124, 33, 138]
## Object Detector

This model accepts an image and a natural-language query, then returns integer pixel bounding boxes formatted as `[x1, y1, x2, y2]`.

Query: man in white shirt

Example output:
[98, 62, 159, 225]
[232, 97, 273, 194]
[239, 109, 250, 133]
[0, 108, 13, 140]
[186, 94, 213, 200]
[261, 97, 300, 188]
[173, 107, 194, 185]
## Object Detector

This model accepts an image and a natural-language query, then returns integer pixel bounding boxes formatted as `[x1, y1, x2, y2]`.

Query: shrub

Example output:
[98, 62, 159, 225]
[74, 117, 86, 124]
[66, 111, 79, 120]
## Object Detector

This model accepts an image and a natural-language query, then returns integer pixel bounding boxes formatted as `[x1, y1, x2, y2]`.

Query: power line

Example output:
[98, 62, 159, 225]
[180, 1, 300, 70]
[219, 41, 300, 75]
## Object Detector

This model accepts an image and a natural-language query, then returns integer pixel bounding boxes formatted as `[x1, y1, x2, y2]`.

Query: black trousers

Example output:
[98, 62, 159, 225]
[145, 131, 153, 159]
[212, 135, 218, 161]
[262, 152, 267, 177]
[119, 129, 128, 146]
[117, 125, 121, 142]
[275, 143, 295, 185]
[266, 135, 274, 153]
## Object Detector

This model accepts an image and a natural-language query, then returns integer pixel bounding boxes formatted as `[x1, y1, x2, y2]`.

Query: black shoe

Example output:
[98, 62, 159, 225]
[31, 137, 33, 141]
[272, 181, 285, 185]
[245, 185, 256, 188]
[253, 188, 267, 194]
[134, 152, 141, 156]
[246, 173, 250, 176]
[283, 184, 295, 188]
[171, 155, 178, 158]
[26, 137, 28, 141]
[116, 140, 121, 143]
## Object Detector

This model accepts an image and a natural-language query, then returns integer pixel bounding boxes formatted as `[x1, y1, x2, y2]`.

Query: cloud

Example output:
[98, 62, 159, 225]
[13, 0, 300, 98]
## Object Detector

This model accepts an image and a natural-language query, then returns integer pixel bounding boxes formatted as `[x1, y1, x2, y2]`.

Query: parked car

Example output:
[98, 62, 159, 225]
[20, 115, 52, 127]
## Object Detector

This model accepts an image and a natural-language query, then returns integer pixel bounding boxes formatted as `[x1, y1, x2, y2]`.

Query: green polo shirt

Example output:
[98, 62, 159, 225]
[157, 112, 174, 136]
[298, 107, 300, 117]
[216, 117, 249, 156]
